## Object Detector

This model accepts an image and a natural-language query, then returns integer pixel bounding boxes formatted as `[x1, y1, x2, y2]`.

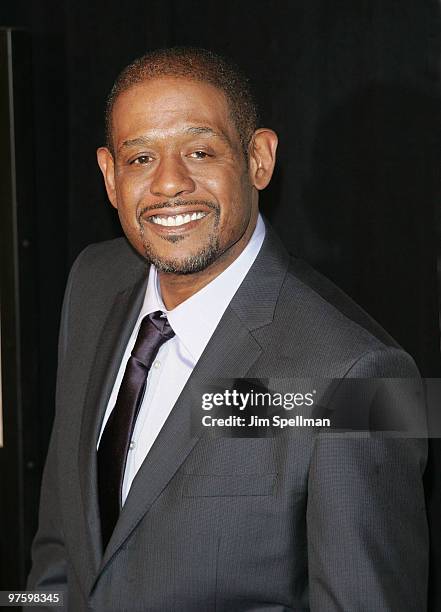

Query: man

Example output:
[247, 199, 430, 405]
[28, 47, 428, 611]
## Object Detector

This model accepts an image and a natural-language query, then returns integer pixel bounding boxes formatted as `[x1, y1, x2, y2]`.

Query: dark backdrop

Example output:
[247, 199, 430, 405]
[0, 0, 440, 603]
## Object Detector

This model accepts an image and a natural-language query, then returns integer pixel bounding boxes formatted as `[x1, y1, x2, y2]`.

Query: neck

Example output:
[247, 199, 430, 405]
[159, 214, 258, 310]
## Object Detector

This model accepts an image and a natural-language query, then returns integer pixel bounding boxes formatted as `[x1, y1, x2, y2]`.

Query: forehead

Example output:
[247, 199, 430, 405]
[111, 76, 238, 148]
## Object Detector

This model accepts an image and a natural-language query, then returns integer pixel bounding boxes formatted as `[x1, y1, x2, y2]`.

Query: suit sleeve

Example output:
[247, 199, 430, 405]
[26, 425, 67, 600]
[306, 348, 429, 611]
[26, 251, 86, 604]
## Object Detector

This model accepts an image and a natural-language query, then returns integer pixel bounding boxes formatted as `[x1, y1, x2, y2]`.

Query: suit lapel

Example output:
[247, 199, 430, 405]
[78, 273, 147, 578]
[99, 305, 263, 571]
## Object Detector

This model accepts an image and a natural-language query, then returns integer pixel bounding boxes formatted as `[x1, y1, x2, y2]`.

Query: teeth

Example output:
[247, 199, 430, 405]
[151, 211, 207, 227]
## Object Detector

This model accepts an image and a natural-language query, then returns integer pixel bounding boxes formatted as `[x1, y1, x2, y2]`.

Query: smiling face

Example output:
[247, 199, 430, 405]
[97, 76, 277, 278]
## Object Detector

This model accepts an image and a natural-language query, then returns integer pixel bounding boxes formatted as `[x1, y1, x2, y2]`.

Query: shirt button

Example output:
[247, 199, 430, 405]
[129, 440, 135, 450]
[153, 360, 161, 369]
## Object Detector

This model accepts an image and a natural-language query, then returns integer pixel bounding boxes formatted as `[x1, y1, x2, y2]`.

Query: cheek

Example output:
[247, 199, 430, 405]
[115, 177, 147, 219]
[200, 170, 244, 207]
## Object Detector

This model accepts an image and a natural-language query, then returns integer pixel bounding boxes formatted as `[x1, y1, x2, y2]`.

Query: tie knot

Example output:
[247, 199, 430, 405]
[131, 311, 175, 367]
[147, 310, 175, 338]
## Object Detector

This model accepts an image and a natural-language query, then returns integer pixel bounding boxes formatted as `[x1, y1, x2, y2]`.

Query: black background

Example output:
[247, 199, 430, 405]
[0, 0, 440, 604]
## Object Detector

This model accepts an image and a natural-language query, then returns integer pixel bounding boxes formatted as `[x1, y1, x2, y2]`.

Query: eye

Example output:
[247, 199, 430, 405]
[130, 155, 154, 165]
[189, 150, 211, 159]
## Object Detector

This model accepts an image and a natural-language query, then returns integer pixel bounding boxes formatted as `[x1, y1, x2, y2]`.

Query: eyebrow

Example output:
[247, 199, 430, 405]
[119, 136, 154, 152]
[119, 126, 232, 153]
[184, 126, 232, 146]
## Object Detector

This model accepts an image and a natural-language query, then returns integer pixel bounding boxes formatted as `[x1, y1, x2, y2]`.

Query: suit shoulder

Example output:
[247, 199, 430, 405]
[284, 255, 399, 348]
[58, 238, 148, 361]
[73, 237, 143, 273]
[70, 237, 147, 289]
[255, 254, 418, 376]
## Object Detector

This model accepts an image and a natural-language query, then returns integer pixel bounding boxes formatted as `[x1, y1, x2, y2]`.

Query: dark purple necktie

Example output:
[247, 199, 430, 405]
[97, 310, 175, 549]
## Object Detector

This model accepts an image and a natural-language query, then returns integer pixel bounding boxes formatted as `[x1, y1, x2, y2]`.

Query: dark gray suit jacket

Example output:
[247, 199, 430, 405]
[28, 225, 428, 611]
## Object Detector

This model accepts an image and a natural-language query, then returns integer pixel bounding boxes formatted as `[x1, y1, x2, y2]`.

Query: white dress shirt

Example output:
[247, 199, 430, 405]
[97, 214, 266, 505]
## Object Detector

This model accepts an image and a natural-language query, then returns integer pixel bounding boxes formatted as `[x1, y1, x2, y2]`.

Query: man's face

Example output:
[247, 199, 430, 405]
[98, 77, 262, 275]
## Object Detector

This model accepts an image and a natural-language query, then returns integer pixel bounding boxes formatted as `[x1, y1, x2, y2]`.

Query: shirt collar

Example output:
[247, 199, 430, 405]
[138, 214, 266, 363]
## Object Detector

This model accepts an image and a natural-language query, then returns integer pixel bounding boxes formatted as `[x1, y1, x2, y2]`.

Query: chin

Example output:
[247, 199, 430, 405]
[143, 241, 221, 275]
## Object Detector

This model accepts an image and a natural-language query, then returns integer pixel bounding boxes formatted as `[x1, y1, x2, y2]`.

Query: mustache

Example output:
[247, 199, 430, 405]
[138, 199, 220, 222]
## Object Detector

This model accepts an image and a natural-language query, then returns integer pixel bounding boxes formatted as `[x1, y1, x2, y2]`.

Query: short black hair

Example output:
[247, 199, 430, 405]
[105, 47, 259, 155]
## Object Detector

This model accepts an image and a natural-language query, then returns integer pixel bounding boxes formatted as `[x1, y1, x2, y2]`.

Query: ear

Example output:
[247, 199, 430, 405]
[248, 128, 278, 190]
[97, 147, 118, 209]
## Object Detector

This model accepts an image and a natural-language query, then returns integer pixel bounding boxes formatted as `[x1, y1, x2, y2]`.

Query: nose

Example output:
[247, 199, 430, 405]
[150, 155, 196, 198]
